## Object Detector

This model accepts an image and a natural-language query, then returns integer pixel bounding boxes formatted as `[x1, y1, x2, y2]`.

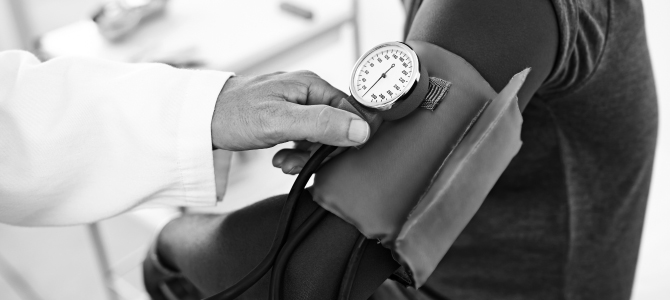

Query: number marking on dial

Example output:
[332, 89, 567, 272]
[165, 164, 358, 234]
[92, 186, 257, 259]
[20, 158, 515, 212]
[354, 45, 415, 104]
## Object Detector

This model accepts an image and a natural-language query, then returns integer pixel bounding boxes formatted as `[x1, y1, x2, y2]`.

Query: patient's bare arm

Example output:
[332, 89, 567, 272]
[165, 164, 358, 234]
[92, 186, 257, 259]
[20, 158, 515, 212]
[409, 0, 558, 109]
[151, 0, 560, 298]
[154, 192, 399, 299]
[311, 0, 559, 244]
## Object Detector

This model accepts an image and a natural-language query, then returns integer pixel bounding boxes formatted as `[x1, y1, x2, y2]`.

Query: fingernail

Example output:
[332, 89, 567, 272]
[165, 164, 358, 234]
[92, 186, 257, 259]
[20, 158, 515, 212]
[348, 119, 370, 144]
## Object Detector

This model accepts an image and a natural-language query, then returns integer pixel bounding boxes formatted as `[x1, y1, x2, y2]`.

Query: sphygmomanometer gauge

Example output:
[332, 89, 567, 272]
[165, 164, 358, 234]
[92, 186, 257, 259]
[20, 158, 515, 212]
[350, 42, 422, 112]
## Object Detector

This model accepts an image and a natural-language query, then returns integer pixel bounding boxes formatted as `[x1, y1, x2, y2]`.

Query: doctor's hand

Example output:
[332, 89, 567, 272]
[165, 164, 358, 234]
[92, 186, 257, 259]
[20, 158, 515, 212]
[211, 71, 370, 151]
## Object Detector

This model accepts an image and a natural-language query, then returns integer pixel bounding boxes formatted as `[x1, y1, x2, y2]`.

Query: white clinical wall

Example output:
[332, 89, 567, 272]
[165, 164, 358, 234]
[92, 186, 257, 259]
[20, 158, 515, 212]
[632, 0, 670, 299]
[0, 0, 24, 50]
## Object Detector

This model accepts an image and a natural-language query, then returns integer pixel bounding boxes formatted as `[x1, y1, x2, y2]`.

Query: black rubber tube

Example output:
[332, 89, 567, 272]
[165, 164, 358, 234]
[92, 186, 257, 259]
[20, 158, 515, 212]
[204, 145, 337, 300]
[269, 207, 329, 300]
[337, 234, 368, 300]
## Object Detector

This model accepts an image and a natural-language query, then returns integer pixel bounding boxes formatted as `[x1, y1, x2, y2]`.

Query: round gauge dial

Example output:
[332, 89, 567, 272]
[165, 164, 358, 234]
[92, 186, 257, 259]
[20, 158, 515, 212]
[350, 42, 420, 110]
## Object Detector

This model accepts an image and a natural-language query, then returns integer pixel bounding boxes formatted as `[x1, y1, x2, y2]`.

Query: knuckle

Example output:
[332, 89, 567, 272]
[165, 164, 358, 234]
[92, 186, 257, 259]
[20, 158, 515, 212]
[295, 70, 319, 78]
[263, 71, 285, 78]
[282, 80, 309, 101]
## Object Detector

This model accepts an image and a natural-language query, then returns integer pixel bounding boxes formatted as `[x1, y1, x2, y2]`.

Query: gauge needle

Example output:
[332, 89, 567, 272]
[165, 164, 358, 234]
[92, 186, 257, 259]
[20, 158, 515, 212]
[363, 64, 395, 97]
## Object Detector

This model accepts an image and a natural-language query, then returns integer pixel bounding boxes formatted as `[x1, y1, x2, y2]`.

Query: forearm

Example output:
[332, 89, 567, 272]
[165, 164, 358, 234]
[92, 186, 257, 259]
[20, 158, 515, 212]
[0, 51, 232, 225]
[156, 189, 398, 299]
[156, 193, 319, 297]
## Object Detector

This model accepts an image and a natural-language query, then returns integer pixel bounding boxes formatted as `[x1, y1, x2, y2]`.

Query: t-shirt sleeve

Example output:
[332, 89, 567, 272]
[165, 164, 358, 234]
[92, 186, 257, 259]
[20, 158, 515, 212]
[538, 0, 610, 96]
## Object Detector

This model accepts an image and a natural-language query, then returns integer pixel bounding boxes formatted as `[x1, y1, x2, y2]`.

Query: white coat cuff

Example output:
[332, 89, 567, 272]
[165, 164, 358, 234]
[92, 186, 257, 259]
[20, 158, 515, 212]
[177, 70, 233, 206]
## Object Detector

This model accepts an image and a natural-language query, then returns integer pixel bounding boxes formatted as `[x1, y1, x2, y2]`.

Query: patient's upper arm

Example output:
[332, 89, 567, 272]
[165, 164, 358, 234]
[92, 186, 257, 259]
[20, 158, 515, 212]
[407, 0, 559, 110]
[313, 0, 560, 240]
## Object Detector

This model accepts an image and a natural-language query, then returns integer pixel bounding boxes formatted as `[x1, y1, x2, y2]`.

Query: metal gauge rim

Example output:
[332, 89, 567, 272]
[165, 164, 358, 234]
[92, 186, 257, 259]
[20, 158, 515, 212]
[349, 41, 421, 111]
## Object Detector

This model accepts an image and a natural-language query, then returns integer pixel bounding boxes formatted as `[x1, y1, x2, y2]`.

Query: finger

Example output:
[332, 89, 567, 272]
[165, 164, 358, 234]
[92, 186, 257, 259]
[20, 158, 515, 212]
[304, 76, 349, 107]
[282, 71, 348, 107]
[272, 149, 293, 167]
[272, 149, 311, 174]
[279, 103, 370, 147]
[274, 145, 347, 175]
[281, 152, 311, 174]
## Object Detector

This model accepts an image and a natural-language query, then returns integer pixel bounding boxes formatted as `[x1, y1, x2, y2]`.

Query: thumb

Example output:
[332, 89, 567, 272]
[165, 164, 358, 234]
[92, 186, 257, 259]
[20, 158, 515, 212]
[280, 103, 370, 147]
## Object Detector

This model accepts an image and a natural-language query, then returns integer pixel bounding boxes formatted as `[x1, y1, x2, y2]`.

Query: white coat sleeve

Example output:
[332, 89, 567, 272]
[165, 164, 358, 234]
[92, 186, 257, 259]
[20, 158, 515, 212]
[0, 50, 233, 226]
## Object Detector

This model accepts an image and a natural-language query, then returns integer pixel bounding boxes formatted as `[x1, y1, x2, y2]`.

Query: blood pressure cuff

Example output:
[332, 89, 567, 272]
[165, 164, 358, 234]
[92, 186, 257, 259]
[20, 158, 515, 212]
[312, 41, 525, 287]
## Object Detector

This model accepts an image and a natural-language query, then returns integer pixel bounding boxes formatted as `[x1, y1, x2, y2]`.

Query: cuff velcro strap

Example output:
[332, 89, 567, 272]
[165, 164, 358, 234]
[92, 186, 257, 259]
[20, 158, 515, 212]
[421, 77, 452, 111]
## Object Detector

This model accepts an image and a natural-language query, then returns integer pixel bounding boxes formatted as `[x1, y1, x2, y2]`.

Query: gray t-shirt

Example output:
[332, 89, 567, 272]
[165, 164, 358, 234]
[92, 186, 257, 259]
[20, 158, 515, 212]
[414, 0, 658, 299]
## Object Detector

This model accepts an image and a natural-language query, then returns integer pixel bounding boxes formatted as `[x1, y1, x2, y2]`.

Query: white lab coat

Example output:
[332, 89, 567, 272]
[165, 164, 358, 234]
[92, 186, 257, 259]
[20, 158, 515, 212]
[0, 50, 233, 226]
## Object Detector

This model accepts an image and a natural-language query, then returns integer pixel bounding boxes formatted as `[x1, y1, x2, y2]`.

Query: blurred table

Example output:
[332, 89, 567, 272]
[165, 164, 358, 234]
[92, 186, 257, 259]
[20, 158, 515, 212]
[38, 0, 360, 73]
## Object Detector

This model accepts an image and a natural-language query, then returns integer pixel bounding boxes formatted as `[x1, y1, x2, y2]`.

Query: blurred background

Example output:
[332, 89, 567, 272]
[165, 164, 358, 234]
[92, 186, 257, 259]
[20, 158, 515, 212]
[0, 0, 667, 299]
